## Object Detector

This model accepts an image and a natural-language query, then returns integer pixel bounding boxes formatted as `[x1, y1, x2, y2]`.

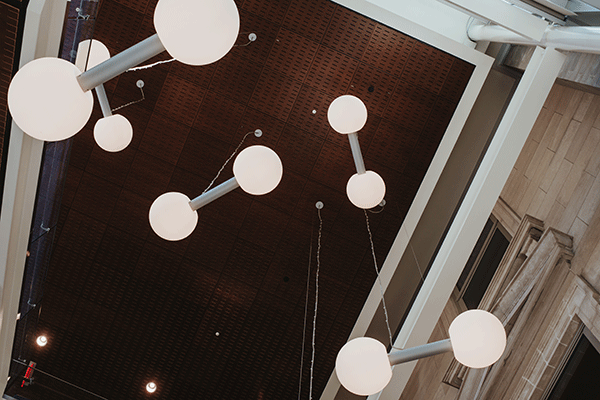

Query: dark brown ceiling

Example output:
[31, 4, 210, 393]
[6, 0, 473, 399]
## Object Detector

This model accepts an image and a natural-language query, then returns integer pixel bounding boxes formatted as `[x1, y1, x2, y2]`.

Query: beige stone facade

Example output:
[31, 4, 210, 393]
[401, 82, 600, 400]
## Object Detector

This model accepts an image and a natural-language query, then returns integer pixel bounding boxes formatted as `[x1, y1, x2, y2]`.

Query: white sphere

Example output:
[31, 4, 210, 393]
[346, 171, 386, 209]
[233, 145, 283, 195]
[449, 310, 506, 368]
[154, 0, 240, 66]
[75, 39, 110, 72]
[336, 337, 392, 396]
[94, 114, 133, 152]
[8, 57, 94, 141]
[327, 95, 368, 134]
[149, 192, 198, 241]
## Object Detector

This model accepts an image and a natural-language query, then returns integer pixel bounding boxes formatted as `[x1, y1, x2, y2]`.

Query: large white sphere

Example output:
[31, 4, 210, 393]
[233, 145, 283, 195]
[449, 310, 506, 368]
[327, 95, 368, 134]
[149, 192, 198, 241]
[75, 39, 110, 72]
[8, 57, 94, 141]
[346, 171, 386, 209]
[154, 0, 240, 66]
[336, 337, 392, 396]
[94, 114, 133, 152]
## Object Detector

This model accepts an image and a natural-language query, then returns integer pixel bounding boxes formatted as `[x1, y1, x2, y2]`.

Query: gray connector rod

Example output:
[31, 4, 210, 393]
[388, 339, 452, 366]
[77, 34, 166, 92]
[95, 84, 112, 117]
[347, 132, 366, 174]
[189, 177, 240, 211]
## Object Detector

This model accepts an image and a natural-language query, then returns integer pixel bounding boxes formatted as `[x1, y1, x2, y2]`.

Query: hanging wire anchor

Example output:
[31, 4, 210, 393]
[315, 201, 324, 209]
[254, 129, 262, 137]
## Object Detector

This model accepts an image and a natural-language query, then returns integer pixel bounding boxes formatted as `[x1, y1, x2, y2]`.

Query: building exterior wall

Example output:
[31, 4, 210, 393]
[400, 81, 600, 400]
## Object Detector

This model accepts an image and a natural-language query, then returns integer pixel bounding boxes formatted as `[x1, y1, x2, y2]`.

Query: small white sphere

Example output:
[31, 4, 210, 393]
[154, 0, 240, 66]
[149, 192, 198, 241]
[36, 335, 48, 347]
[233, 145, 283, 195]
[346, 171, 386, 209]
[8, 57, 94, 141]
[449, 309, 506, 368]
[327, 95, 368, 134]
[336, 337, 392, 396]
[94, 114, 133, 152]
[75, 39, 110, 72]
[146, 382, 157, 393]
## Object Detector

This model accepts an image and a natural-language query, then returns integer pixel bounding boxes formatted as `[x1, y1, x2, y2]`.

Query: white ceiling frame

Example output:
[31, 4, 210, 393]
[440, 0, 550, 41]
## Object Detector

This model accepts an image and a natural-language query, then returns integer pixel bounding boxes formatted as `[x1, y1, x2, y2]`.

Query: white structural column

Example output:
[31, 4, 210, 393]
[440, 0, 548, 41]
[371, 46, 566, 400]
[0, 0, 68, 393]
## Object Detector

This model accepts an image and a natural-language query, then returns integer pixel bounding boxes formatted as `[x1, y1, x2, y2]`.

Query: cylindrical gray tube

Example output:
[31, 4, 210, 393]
[95, 84, 112, 117]
[388, 339, 452, 366]
[189, 177, 240, 211]
[347, 132, 366, 174]
[77, 34, 166, 92]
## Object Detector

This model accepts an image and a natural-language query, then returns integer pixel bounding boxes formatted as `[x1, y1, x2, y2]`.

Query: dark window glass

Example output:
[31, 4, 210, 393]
[548, 334, 600, 400]
[457, 218, 494, 291]
[462, 228, 509, 309]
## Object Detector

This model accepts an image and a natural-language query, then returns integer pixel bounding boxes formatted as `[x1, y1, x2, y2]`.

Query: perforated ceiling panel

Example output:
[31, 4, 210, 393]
[7, 0, 474, 399]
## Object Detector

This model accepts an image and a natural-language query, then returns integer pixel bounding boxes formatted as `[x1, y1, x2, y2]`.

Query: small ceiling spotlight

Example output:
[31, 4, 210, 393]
[149, 144, 283, 241]
[36, 335, 48, 347]
[335, 310, 506, 396]
[146, 382, 157, 393]
[328, 95, 386, 209]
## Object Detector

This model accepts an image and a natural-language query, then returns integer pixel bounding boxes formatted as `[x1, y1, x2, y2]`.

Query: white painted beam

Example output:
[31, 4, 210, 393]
[372, 46, 566, 400]
[0, 0, 67, 392]
[440, 0, 549, 41]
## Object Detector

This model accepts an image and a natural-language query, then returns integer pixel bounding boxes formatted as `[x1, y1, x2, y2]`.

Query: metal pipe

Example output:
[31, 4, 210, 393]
[468, 23, 600, 55]
[95, 84, 112, 117]
[388, 339, 452, 366]
[189, 177, 239, 211]
[77, 34, 166, 92]
[347, 132, 366, 174]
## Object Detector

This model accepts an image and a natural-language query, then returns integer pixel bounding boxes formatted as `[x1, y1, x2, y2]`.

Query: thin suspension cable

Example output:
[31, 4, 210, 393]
[111, 86, 145, 112]
[364, 210, 394, 347]
[126, 58, 176, 72]
[298, 219, 315, 400]
[309, 208, 323, 400]
[12, 359, 109, 400]
[409, 242, 425, 283]
[201, 131, 255, 194]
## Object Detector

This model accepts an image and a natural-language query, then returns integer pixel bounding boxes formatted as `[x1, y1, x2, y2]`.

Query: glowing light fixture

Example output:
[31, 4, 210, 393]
[327, 95, 386, 208]
[146, 382, 157, 393]
[93, 114, 133, 152]
[449, 309, 506, 368]
[327, 94, 368, 134]
[335, 337, 392, 396]
[336, 310, 506, 396]
[154, 0, 239, 66]
[233, 145, 283, 195]
[149, 144, 283, 241]
[36, 335, 48, 347]
[75, 39, 110, 72]
[8, 58, 94, 141]
[346, 171, 386, 209]
[149, 192, 198, 241]
[8, 0, 241, 142]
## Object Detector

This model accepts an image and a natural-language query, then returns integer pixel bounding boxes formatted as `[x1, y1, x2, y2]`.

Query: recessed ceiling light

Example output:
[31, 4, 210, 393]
[146, 382, 157, 393]
[36, 335, 47, 347]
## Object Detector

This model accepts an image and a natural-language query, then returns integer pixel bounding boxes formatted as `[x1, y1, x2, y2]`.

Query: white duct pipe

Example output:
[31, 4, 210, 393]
[468, 23, 600, 54]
